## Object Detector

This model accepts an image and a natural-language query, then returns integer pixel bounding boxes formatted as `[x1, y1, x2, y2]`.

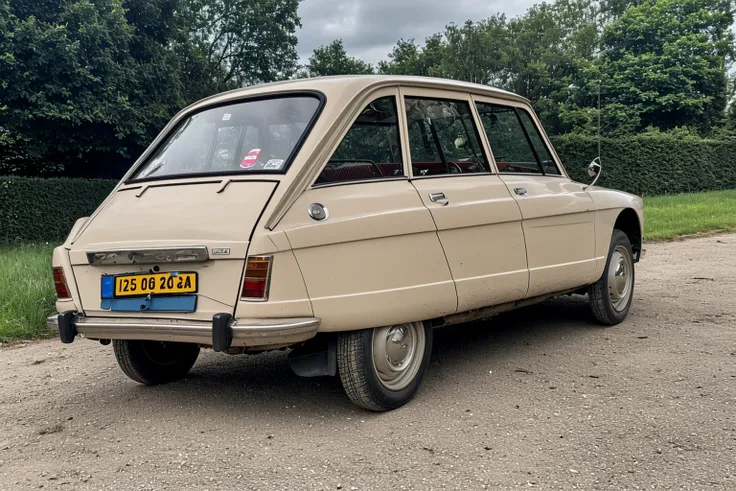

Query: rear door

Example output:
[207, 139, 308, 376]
[401, 89, 529, 312]
[474, 98, 596, 297]
[276, 89, 457, 331]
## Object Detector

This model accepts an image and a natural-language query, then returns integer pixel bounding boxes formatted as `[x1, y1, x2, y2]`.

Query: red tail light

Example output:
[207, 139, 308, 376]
[241, 256, 272, 301]
[53, 267, 71, 299]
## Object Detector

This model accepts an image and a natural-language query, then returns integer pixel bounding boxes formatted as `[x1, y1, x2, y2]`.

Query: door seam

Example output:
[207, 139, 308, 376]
[409, 181, 459, 313]
[499, 176, 531, 298]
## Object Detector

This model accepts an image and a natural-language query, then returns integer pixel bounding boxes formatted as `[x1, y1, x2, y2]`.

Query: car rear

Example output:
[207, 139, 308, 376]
[50, 93, 323, 349]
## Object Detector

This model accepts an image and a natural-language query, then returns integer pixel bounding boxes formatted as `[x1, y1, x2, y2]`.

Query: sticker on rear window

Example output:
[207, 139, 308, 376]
[264, 159, 284, 170]
[241, 148, 261, 168]
[222, 114, 231, 121]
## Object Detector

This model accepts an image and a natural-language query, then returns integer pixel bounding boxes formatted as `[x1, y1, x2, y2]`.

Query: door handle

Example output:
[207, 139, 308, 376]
[428, 192, 449, 206]
[514, 188, 527, 196]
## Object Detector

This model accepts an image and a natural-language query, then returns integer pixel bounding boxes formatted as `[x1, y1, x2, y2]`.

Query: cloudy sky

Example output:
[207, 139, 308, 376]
[296, 0, 538, 66]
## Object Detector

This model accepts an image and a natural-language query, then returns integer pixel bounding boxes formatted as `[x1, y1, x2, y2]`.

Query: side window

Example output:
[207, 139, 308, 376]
[517, 110, 561, 175]
[476, 103, 542, 174]
[405, 98, 488, 176]
[316, 97, 403, 185]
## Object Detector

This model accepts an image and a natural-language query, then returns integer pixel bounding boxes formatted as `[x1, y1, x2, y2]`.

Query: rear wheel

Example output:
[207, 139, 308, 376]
[589, 229, 635, 325]
[337, 322, 432, 411]
[113, 340, 200, 385]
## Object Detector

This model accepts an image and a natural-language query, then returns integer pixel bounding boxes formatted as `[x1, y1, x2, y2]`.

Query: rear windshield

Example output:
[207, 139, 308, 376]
[131, 95, 321, 181]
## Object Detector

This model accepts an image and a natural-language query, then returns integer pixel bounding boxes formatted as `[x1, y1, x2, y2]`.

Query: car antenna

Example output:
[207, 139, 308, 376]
[585, 80, 602, 190]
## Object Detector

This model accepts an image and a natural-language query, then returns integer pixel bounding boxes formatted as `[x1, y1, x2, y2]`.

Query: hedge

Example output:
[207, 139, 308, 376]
[0, 177, 116, 244]
[551, 134, 736, 196]
[2, 134, 736, 244]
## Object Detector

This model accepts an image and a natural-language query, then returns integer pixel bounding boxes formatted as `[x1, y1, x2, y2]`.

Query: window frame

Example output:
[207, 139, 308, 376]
[126, 91, 326, 185]
[398, 87, 494, 181]
[311, 88, 410, 189]
[471, 95, 566, 178]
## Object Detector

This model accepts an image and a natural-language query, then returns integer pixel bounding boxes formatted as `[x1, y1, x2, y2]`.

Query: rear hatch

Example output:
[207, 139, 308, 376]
[68, 180, 277, 320]
[66, 93, 322, 321]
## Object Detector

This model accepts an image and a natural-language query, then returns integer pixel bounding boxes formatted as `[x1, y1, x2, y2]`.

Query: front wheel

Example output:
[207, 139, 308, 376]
[337, 322, 433, 412]
[588, 229, 635, 325]
[113, 340, 200, 385]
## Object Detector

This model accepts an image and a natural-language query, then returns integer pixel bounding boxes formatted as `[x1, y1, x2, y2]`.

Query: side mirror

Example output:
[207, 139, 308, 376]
[584, 157, 602, 190]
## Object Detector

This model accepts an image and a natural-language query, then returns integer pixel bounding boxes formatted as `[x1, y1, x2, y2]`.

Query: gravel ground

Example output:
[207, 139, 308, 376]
[1, 235, 734, 491]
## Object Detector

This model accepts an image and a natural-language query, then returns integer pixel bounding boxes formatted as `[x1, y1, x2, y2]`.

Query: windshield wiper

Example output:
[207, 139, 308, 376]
[141, 160, 167, 178]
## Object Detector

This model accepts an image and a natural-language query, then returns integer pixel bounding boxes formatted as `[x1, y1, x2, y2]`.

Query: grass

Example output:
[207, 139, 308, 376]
[644, 189, 736, 241]
[0, 190, 735, 342]
[0, 243, 57, 343]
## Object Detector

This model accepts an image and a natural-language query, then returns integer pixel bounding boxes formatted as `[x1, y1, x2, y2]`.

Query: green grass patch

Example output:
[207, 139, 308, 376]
[644, 190, 736, 241]
[0, 243, 57, 343]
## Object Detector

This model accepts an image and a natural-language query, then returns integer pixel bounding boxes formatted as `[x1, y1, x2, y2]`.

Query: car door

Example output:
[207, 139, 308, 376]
[401, 88, 529, 313]
[275, 89, 457, 331]
[474, 97, 596, 298]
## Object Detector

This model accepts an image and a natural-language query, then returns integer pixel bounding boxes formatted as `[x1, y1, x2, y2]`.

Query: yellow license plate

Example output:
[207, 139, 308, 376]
[114, 272, 197, 297]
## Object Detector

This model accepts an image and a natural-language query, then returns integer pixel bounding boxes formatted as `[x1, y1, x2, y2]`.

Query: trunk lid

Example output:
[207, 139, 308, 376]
[69, 180, 277, 320]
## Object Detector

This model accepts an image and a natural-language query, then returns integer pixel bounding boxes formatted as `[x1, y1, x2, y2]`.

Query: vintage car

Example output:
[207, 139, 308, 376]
[49, 76, 644, 411]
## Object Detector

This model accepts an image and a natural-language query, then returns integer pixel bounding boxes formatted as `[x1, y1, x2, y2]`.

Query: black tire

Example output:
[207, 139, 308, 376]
[589, 229, 635, 325]
[337, 322, 433, 412]
[113, 340, 200, 385]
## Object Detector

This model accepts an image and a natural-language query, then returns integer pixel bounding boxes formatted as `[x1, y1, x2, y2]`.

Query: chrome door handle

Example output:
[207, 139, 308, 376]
[428, 192, 449, 206]
[514, 187, 527, 196]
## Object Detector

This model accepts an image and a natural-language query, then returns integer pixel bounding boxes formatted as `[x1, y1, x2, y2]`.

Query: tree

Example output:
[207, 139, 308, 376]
[303, 39, 374, 77]
[0, 0, 304, 178]
[180, 0, 301, 87]
[596, 0, 734, 133]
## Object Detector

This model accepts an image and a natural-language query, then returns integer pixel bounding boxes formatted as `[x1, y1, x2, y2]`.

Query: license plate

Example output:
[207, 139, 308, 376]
[113, 272, 197, 297]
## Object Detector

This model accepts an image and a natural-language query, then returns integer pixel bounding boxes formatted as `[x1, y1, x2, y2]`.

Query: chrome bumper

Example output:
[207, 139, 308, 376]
[47, 314, 320, 350]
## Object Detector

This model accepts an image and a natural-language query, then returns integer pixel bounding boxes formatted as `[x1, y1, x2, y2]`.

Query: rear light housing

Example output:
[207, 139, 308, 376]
[53, 267, 71, 299]
[241, 256, 272, 301]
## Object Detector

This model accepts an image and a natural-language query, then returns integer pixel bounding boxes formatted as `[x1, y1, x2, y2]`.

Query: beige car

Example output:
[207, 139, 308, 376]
[49, 76, 644, 411]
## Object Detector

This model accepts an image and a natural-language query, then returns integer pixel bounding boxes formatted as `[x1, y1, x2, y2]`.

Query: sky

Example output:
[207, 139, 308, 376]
[296, 0, 538, 66]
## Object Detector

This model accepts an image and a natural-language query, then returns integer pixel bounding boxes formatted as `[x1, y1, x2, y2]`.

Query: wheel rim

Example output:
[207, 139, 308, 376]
[141, 341, 183, 366]
[608, 244, 634, 312]
[372, 322, 425, 391]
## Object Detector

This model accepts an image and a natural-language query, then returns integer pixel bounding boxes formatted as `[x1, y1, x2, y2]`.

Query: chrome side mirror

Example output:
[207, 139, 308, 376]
[585, 157, 602, 190]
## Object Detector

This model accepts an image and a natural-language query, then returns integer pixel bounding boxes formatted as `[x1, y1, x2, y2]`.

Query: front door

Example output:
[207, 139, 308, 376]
[474, 98, 596, 298]
[401, 90, 529, 312]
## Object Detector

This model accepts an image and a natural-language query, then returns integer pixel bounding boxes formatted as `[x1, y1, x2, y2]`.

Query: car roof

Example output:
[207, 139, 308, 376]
[185, 75, 530, 114]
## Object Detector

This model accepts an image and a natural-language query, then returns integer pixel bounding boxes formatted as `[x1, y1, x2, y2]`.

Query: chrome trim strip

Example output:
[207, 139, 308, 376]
[87, 247, 209, 265]
[47, 315, 320, 348]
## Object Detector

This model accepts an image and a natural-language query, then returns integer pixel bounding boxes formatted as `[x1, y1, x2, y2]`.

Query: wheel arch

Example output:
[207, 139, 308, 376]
[614, 208, 642, 261]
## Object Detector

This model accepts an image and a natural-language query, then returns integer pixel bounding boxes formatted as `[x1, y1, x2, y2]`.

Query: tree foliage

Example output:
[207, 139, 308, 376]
[312, 0, 735, 138]
[302, 39, 374, 77]
[0, 0, 302, 178]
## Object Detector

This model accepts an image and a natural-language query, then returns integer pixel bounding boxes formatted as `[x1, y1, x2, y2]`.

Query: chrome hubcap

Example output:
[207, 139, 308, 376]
[608, 245, 633, 312]
[372, 322, 425, 391]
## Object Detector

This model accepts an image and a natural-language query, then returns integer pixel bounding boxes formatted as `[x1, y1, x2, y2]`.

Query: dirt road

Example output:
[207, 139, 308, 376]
[1, 235, 734, 490]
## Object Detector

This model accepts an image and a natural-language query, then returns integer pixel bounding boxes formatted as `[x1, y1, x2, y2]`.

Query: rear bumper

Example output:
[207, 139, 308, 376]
[47, 313, 320, 350]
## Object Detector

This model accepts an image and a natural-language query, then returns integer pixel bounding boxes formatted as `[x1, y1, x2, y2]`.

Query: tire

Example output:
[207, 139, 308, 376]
[337, 322, 433, 412]
[113, 340, 200, 385]
[589, 229, 635, 325]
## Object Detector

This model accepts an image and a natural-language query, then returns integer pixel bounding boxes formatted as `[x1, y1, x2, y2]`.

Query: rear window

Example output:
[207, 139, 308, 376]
[132, 95, 321, 181]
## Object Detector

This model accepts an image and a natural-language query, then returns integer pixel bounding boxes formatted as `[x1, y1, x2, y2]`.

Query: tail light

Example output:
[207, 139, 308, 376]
[241, 256, 272, 301]
[53, 267, 71, 299]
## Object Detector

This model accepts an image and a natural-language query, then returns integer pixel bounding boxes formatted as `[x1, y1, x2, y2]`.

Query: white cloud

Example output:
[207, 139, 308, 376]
[297, 0, 538, 66]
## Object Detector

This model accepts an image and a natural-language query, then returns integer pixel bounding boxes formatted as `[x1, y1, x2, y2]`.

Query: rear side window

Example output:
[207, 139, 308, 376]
[316, 97, 404, 185]
[132, 95, 321, 181]
[405, 98, 488, 176]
